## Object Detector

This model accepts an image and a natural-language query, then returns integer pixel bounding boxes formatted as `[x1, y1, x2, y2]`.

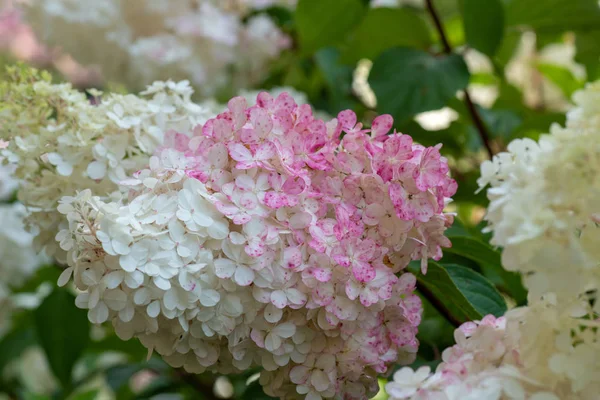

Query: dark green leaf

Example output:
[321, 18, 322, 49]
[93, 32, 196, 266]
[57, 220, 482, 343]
[369, 48, 470, 122]
[409, 261, 482, 324]
[88, 334, 147, 361]
[315, 48, 358, 113]
[462, 0, 505, 56]
[479, 108, 522, 139]
[505, 0, 600, 32]
[295, 0, 364, 54]
[34, 289, 90, 388]
[443, 264, 507, 317]
[576, 30, 600, 81]
[341, 7, 431, 63]
[444, 235, 527, 304]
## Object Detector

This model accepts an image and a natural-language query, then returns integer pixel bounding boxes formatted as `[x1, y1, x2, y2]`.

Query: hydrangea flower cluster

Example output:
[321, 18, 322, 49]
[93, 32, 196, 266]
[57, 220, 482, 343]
[56, 92, 456, 399]
[386, 80, 600, 400]
[23, 0, 292, 94]
[1, 69, 217, 261]
[387, 300, 600, 400]
[477, 82, 600, 302]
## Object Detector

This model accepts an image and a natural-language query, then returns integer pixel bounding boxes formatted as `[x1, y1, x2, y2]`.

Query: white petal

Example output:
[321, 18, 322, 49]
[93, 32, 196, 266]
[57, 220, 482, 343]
[271, 290, 287, 309]
[290, 366, 310, 384]
[272, 322, 296, 338]
[133, 288, 151, 305]
[89, 302, 109, 324]
[89, 288, 100, 308]
[87, 161, 107, 180]
[214, 258, 236, 279]
[147, 300, 161, 318]
[119, 304, 135, 322]
[310, 370, 330, 392]
[104, 289, 127, 311]
[103, 271, 124, 289]
[163, 289, 179, 311]
[234, 265, 255, 286]
[264, 332, 282, 352]
[200, 289, 220, 307]
[208, 220, 229, 239]
[57, 267, 73, 287]
[119, 254, 138, 273]
[112, 240, 131, 255]
[124, 270, 144, 289]
[75, 293, 89, 309]
[264, 303, 283, 323]
[153, 276, 171, 291]
[285, 288, 307, 305]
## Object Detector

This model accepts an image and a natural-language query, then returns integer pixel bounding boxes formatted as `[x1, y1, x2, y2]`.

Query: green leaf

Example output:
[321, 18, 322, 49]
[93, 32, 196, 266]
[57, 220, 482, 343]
[295, 0, 364, 54]
[67, 390, 99, 400]
[444, 264, 507, 317]
[34, 288, 90, 388]
[369, 48, 470, 122]
[537, 63, 585, 98]
[410, 261, 482, 324]
[576, 30, 600, 81]
[462, 0, 505, 56]
[341, 7, 431, 63]
[444, 235, 527, 304]
[478, 108, 522, 140]
[505, 0, 600, 33]
[315, 48, 358, 113]
[87, 334, 147, 361]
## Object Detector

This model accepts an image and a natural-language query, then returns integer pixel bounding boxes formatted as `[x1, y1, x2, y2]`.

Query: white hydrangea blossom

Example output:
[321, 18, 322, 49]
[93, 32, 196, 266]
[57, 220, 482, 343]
[477, 82, 600, 302]
[0, 190, 48, 335]
[24, 0, 292, 94]
[2, 78, 216, 261]
[387, 298, 600, 400]
[386, 78, 600, 400]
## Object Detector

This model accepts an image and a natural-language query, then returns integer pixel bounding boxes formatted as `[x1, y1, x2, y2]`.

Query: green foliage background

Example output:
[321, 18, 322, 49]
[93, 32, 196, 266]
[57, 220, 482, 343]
[1, 0, 597, 398]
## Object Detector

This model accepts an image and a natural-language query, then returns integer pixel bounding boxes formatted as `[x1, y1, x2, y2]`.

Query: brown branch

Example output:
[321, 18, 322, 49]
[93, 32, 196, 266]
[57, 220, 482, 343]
[424, 0, 495, 159]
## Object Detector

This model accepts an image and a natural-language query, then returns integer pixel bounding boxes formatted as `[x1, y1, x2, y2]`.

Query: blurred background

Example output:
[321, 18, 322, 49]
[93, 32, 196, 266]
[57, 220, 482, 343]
[0, 0, 597, 399]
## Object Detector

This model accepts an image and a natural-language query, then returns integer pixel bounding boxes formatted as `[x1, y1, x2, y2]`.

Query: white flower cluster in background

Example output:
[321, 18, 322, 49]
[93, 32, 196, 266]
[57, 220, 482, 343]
[0, 163, 48, 335]
[23, 0, 292, 94]
[387, 299, 600, 400]
[386, 79, 600, 400]
[478, 81, 600, 302]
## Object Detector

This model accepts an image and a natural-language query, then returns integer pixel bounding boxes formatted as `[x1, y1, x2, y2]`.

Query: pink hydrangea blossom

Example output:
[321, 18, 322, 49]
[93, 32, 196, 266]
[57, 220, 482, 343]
[58, 92, 456, 400]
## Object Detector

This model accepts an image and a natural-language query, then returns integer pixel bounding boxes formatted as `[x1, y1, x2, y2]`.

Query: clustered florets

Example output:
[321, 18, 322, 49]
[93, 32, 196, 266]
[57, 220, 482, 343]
[1, 73, 219, 261]
[23, 0, 293, 94]
[387, 81, 600, 400]
[56, 91, 456, 399]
